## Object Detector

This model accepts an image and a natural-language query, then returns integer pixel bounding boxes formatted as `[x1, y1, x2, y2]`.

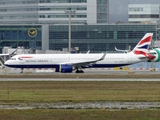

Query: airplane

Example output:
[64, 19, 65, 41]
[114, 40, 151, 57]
[4, 33, 154, 73]
[148, 48, 160, 62]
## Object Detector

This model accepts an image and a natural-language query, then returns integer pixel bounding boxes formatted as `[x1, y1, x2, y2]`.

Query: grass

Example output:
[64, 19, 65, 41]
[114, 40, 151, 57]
[0, 81, 160, 103]
[0, 109, 160, 120]
[1, 81, 160, 120]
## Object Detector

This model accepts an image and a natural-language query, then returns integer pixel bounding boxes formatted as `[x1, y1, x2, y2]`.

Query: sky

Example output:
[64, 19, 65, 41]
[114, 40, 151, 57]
[109, 0, 159, 23]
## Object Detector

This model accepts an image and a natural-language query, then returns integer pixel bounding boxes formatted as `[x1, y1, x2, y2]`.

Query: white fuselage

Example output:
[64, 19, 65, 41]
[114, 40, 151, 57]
[4, 53, 146, 69]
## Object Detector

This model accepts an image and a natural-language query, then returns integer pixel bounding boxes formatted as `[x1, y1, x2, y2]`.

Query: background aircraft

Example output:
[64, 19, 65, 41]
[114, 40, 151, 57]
[148, 48, 160, 62]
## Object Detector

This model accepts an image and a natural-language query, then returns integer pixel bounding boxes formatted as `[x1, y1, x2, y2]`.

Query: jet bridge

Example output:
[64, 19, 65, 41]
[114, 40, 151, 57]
[0, 47, 18, 69]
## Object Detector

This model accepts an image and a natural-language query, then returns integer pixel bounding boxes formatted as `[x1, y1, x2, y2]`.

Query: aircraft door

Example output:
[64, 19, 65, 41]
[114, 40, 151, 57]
[20, 58, 26, 64]
[128, 54, 132, 63]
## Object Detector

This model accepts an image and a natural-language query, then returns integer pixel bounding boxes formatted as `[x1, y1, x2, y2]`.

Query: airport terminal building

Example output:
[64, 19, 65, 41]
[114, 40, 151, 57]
[0, 24, 156, 53]
[128, 4, 159, 23]
[0, 1, 157, 53]
[0, 0, 109, 24]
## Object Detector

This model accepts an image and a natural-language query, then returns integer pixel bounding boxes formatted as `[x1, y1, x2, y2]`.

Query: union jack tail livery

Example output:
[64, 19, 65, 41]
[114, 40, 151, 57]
[132, 33, 153, 56]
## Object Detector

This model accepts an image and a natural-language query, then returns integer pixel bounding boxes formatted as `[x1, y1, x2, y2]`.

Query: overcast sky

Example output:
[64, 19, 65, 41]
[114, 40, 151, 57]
[109, 0, 159, 23]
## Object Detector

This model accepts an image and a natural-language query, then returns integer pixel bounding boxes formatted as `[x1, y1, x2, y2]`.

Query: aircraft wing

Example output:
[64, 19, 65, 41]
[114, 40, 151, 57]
[115, 47, 129, 53]
[115, 47, 126, 52]
[59, 52, 107, 68]
[0, 49, 17, 56]
[0, 54, 9, 56]
[86, 50, 90, 54]
[0, 49, 17, 68]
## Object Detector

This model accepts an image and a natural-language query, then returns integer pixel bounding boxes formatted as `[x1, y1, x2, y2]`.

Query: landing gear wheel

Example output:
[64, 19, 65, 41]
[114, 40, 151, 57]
[80, 70, 84, 73]
[75, 70, 84, 73]
[75, 70, 79, 73]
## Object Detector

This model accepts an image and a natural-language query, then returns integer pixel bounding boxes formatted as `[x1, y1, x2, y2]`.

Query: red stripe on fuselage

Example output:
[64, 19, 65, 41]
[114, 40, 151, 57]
[20, 56, 33, 58]
[139, 36, 152, 45]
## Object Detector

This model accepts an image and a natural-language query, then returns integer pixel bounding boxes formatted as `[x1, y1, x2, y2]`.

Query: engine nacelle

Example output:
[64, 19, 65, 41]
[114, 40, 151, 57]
[56, 64, 73, 73]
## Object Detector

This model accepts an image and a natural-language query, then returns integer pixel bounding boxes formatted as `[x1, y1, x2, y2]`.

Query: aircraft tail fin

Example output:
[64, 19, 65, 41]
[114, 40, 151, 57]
[131, 33, 153, 56]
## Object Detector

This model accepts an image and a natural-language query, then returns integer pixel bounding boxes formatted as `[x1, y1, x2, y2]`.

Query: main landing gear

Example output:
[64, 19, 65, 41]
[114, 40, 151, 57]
[75, 69, 84, 73]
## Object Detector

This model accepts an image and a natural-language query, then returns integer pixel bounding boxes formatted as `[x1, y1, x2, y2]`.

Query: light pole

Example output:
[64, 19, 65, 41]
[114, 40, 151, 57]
[65, 10, 75, 53]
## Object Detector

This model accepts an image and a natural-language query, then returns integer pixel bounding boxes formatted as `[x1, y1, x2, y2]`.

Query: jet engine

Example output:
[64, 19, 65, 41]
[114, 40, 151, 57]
[148, 49, 160, 62]
[56, 64, 73, 73]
